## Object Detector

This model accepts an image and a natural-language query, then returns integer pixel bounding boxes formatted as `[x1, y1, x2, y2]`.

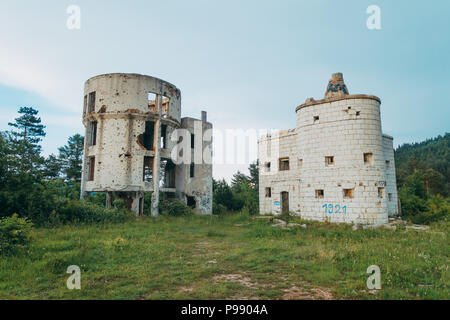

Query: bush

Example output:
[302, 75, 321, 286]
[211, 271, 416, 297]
[400, 189, 428, 221]
[0, 214, 33, 254]
[47, 198, 132, 225]
[84, 192, 107, 206]
[112, 199, 125, 210]
[167, 200, 193, 216]
[400, 188, 450, 225]
[213, 202, 227, 215]
[413, 195, 449, 225]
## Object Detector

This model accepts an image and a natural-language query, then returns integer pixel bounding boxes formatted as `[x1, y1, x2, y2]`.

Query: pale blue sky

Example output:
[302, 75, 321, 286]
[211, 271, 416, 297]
[0, 0, 449, 180]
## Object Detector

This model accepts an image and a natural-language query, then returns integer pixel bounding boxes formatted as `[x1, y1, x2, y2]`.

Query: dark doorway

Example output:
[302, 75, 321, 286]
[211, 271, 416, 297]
[281, 191, 289, 214]
[187, 196, 196, 209]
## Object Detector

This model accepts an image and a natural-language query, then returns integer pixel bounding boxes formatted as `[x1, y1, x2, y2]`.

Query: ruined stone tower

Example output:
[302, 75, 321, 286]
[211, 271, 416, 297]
[80, 73, 212, 215]
[258, 73, 398, 226]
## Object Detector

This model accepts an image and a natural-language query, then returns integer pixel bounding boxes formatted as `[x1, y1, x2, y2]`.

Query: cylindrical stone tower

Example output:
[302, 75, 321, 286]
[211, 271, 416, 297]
[80, 73, 182, 216]
[295, 73, 388, 225]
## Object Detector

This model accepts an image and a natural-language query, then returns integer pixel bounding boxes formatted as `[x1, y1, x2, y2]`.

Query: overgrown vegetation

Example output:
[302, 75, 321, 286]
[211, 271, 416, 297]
[213, 161, 259, 215]
[0, 214, 33, 254]
[0, 107, 133, 227]
[0, 214, 447, 299]
[0, 106, 449, 299]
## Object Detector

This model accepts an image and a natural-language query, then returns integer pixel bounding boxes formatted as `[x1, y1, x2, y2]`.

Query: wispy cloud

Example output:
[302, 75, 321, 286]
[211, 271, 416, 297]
[0, 44, 81, 113]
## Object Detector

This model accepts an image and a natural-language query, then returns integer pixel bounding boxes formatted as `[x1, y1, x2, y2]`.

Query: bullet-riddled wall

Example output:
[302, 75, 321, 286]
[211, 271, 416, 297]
[175, 117, 213, 215]
[80, 73, 212, 215]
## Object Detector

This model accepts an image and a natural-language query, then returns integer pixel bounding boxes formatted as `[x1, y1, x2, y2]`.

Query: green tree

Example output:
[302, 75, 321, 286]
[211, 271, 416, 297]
[42, 154, 63, 180]
[58, 134, 84, 182]
[248, 160, 259, 190]
[231, 171, 250, 192]
[6, 107, 46, 175]
[213, 179, 234, 210]
[0, 133, 8, 180]
[422, 168, 446, 197]
[234, 180, 259, 215]
[395, 133, 449, 196]
[404, 170, 427, 199]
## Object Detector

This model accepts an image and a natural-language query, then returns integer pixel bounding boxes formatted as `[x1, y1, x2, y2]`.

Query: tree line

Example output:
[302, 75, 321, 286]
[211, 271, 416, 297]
[1, 106, 448, 225]
[394, 133, 449, 224]
[0, 107, 129, 225]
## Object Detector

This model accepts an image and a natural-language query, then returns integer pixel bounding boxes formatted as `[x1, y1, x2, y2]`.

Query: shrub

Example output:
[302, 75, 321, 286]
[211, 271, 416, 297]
[47, 198, 132, 225]
[400, 188, 449, 225]
[0, 214, 33, 254]
[84, 192, 107, 206]
[112, 199, 125, 210]
[414, 195, 449, 225]
[158, 199, 170, 214]
[400, 189, 428, 222]
[213, 202, 227, 215]
[164, 200, 193, 217]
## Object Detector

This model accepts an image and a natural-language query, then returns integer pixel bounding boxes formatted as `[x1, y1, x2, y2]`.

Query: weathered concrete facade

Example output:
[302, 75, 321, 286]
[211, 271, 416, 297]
[258, 73, 399, 226]
[80, 73, 212, 215]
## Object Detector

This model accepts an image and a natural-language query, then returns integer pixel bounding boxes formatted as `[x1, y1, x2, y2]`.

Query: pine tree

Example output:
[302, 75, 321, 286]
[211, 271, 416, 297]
[42, 154, 63, 180]
[7, 107, 46, 175]
[248, 160, 259, 190]
[58, 134, 84, 182]
[231, 171, 250, 191]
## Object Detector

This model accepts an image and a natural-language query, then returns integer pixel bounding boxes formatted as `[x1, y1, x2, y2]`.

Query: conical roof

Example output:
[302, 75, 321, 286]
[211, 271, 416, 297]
[325, 72, 349, 98]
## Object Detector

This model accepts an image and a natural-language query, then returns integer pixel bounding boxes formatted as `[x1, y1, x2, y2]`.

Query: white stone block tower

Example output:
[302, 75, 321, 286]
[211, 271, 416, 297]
[258, 73, 398, 226]
[80, 73, 212, 215]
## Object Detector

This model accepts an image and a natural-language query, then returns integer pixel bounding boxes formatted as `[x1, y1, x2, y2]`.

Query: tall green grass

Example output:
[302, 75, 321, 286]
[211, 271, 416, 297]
[0, 213, 448, 299]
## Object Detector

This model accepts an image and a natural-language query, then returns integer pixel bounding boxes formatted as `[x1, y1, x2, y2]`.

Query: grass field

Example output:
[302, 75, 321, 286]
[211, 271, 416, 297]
[0, 213, 448, 300]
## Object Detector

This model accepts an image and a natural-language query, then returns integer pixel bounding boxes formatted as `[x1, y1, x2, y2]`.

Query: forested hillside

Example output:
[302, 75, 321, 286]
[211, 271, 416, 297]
[394, 133, 449, 223]
[395, 133, 449, 196]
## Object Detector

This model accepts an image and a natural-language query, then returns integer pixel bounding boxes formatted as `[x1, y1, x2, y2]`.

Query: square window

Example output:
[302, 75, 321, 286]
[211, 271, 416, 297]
[313, 116, 319, 122]
[279, 157, 290, 171]
[386, 160, 390, 169]
[364, 153, 373, 165]
[343, 188, 354, 199]
[378, 187, 385, 198]
[264, 162, 271, 172]
[315, 189, 324, 199]
[325, 156, 334, 166]
[388, 193, 393, 201]
[265, 187, 271, 198]
[298, 159, 303, 168]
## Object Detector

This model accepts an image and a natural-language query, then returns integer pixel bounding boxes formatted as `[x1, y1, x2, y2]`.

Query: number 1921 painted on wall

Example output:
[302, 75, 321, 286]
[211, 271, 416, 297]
[322, 204, 347, 214]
